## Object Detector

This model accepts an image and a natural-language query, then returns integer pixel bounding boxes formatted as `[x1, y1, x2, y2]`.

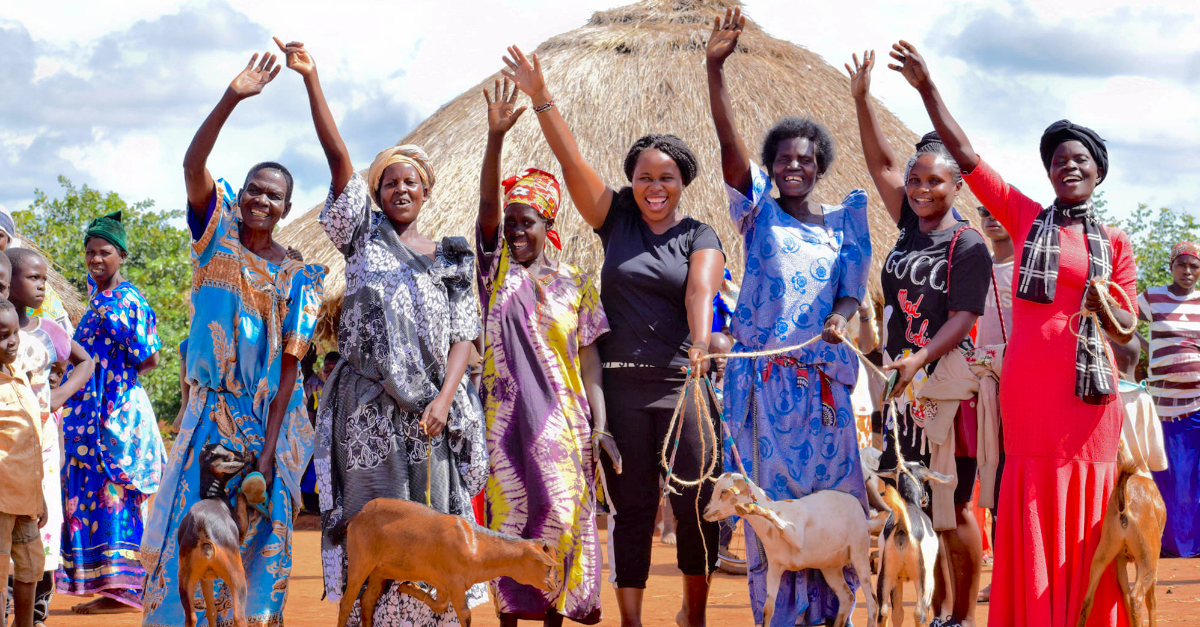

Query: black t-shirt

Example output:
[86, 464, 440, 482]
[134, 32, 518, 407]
[881, 202, 991, 361]
[595, 187, 724, 368]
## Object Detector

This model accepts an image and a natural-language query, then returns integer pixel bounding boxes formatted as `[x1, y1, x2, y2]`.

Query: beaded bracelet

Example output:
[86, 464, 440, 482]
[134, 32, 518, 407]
[534, 100, 555, 114]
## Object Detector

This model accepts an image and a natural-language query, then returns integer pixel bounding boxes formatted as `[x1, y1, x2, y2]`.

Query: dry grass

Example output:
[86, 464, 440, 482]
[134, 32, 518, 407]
[279, 0, 982, 337]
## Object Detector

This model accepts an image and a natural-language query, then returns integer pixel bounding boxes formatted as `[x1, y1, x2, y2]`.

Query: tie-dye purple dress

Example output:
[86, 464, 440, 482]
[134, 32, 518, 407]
[476, 227, 609, 624]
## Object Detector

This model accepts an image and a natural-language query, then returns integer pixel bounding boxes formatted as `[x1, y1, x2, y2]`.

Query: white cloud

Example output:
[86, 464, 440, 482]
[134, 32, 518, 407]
[1, 0, 1196, 226]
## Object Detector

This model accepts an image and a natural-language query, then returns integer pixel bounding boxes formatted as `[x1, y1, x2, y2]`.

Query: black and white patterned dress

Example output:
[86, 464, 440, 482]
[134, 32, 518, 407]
[315, 173, 488, 626]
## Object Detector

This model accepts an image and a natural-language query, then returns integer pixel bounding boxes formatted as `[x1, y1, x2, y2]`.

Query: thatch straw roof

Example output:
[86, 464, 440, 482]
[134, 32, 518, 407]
[280, 0, 981, 336]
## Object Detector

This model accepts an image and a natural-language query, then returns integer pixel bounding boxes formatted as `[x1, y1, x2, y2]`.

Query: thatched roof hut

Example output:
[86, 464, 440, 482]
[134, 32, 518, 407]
[280, 0, 981, 337]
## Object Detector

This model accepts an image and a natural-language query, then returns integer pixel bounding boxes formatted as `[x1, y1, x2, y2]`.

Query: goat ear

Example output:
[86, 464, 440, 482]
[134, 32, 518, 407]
[725, 485, 741, 496]
[734, 502, 753, 517]
[877, 470, 897, 479]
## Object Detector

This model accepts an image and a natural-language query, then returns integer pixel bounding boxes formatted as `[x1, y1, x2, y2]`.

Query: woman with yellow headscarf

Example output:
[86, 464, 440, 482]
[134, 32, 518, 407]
[282, 40, 487, 627]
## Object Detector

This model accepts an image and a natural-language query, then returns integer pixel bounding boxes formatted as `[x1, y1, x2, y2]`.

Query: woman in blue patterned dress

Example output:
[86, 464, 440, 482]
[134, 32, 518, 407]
[57, 211, 165, 615]
[706, 10, 872, 626]
[140, 51, 325, 627]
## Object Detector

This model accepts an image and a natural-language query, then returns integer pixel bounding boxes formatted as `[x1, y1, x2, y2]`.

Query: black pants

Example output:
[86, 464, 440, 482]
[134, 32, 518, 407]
[600, 367, 719, 589]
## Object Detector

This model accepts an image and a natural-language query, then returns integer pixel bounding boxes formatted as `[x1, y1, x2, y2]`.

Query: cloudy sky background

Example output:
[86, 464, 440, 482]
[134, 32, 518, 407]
[2, 0, 1197, 227]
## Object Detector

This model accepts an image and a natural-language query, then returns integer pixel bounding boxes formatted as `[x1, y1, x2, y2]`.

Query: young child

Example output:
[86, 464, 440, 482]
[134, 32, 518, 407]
[1111, 336, 1168, 475]
[4, 249, 93, 627]
[0, 296, 48, 627]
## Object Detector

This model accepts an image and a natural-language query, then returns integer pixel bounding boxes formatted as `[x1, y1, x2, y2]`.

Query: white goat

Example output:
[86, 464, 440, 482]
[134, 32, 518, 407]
[702, 472, 876, 627]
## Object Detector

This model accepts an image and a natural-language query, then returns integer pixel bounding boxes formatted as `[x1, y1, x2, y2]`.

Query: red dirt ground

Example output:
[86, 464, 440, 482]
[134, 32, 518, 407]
[47, 517, 1200, 626]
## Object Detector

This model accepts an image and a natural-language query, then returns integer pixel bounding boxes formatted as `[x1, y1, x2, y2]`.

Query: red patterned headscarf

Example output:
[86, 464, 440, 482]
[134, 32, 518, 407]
[1172, 241, 1200, 264]
[502, 168, 562, 250]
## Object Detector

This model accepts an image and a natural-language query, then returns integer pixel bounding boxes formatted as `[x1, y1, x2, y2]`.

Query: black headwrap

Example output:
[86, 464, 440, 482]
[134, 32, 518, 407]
[1039, 120, 1108, 183]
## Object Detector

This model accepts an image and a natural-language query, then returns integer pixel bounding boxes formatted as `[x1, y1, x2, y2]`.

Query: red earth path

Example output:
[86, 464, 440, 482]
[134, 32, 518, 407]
[49, 517, 1200, 626]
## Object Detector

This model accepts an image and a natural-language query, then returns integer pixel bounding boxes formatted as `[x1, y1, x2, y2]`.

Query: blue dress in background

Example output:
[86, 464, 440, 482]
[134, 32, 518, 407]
[722, 166, 871, 627]
[58, 277, 164, 607]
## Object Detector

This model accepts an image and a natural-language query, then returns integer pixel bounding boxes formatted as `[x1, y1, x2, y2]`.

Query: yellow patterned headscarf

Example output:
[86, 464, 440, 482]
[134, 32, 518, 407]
[367, 144, 435, 205]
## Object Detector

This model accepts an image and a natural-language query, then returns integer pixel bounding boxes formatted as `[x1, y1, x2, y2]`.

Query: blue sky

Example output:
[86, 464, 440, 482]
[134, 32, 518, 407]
[1, 0, 1196, 225]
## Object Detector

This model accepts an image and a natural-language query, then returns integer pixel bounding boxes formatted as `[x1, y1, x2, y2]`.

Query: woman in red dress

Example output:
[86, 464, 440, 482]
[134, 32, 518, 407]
[886, 42, 1138, 627]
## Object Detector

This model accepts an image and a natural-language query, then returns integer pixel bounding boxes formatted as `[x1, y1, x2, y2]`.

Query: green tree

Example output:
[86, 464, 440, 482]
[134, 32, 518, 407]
[16, 176, 190, 432]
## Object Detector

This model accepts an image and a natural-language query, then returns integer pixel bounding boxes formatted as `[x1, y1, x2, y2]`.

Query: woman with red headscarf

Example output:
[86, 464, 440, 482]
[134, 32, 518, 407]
[474, 80, 618, 626]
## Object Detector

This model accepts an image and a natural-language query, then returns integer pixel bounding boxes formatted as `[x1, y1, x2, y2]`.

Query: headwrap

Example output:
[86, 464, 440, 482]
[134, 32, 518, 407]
[84, 210, 127, 254]
[1039, 120, 1108, 183]
[367, 144, 435, 205]
[502, 168, 563, 249]
[1016, 198, 1115, 404]
[1171, 241, 1200, 265]
[0, 204, 15, 245]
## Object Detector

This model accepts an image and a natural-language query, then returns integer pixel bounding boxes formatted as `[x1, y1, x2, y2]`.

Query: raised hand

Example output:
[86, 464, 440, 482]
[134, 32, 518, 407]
[274, 37, 316, 78]
[501, 45, 547, 100]
[888, 40, 932, 90]
[845, 50, 875, 99]
[707, 6, 745, 66]
[229, 51, 281, 99]
[483, 78, 527, 135]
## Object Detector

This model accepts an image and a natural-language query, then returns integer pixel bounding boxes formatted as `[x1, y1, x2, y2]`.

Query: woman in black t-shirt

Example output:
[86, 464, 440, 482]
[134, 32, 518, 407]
[849, 52, 991, 627]
[504, 46, 725, 626]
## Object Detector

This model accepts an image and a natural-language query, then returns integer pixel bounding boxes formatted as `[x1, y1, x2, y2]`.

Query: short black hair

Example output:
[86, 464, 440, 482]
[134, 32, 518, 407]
[5, 248, 43, 274]
[624, 134, 699, 186]
[243, 162, 295, 203]
[0, 251, 11, 277]
[760, 117, 836, 176]
[0, 297, 14, 316]
[324, 351, 341, 366]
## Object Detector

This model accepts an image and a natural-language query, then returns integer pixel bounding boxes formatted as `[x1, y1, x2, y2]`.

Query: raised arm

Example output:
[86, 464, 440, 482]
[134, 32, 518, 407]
[889, 41, 980, 175]
[705, 8, 753, 195]
[478, 79, 527, 247]
[502, 45, 613, 230]
[184, 52, 281, 214]
[846, 51, 905, 224]
[277, 38, 354, 197]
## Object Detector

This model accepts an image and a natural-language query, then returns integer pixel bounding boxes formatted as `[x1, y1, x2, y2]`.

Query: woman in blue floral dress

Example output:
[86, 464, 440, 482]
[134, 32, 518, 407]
[707, 11, 871, 626]
[140, 51, 325, 627]
[58, 211, 165, 614]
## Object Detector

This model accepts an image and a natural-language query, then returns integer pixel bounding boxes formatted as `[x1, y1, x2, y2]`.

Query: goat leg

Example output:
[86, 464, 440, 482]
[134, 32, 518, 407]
[359, 575, 386, 627]
[1147, 580, 1157, 627]
[820, 566, 853, 627]
[201, 577, 218, 627]
[448, 586, 472, 627]
[761, 561, 783, 627]
[851, 539, 878, 627]
[1115, 553, 1136, 627]
[337, 564, 371, 627]
[179, 567, 197, 627]
[1076, 521, 1123, 627]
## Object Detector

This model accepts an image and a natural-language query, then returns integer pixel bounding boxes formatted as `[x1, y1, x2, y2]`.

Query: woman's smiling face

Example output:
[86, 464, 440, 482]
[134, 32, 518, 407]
[905, 153, 961, 221]
[1048, 140, 1101, 205]
[771, 136, 819, 198]
[238, 168, 291, 233]
[503, 202, 549, 266]
[631, 148, 684, 223]
[378, 162, 429, 224]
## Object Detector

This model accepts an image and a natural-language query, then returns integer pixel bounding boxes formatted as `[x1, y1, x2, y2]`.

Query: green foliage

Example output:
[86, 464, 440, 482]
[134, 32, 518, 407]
[1094, 192, 1200, 294]
[16, 177, 190, 428]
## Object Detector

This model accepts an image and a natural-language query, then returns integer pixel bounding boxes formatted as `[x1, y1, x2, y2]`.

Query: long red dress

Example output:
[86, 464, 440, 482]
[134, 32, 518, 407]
[964, 159, 1137, 627]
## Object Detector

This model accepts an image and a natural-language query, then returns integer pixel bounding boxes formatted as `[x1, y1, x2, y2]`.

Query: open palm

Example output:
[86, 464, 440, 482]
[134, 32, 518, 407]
[501, 45, 545, 99]
[707, 7, 744, 64]
[484, 78, 527, 134]
[888, 40, 931, 90]
[845, 50, 874, 99]
[230, 52, 280, 98]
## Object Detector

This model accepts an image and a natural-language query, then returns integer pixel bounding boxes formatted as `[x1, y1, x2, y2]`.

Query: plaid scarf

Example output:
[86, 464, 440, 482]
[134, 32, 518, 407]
[1016, 200, 1116, 404]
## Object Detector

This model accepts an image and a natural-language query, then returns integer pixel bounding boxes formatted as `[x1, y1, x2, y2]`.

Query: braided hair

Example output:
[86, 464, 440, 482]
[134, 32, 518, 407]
[903, 132, 962, 185]
[760, 117, 836, 176]
[624, 134, 699, 186]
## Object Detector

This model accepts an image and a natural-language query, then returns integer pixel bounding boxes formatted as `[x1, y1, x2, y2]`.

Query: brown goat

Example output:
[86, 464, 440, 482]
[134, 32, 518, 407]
[1077, 441, 1167, 627]
[332, 498, 563, 627]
